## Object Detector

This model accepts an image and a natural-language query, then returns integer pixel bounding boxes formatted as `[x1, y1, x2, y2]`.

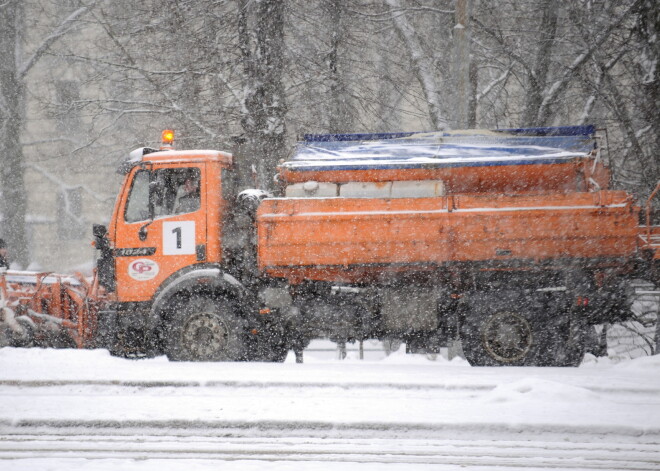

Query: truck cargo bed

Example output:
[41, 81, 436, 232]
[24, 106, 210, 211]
[257, 190, 638, 282]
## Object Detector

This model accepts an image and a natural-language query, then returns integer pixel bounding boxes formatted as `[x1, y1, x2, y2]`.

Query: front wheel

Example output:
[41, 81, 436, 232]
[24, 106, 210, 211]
[164, 295, 247, 361]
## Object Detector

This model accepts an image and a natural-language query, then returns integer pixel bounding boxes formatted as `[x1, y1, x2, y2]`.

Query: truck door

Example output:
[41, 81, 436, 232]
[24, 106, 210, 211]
[113, 163, 207, 302]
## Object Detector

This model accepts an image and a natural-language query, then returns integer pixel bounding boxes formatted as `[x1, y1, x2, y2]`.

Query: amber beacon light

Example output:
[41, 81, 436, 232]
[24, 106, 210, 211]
[161, 129, 175, 148]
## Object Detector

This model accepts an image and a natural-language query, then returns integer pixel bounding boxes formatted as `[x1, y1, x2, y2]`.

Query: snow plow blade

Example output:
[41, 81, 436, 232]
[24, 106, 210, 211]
[0, 270, 105, 349]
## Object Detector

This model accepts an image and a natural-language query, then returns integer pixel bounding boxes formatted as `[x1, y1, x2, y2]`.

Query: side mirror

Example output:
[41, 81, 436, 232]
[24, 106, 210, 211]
[93, 224, 110, 252]
[93, 224, 107, 239]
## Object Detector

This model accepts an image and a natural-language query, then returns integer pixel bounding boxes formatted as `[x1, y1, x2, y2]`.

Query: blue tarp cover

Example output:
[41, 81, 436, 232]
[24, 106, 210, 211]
[284, 126, 597, 172]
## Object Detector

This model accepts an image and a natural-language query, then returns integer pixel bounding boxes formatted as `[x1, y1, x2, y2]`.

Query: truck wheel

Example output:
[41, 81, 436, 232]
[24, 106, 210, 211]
[165, 295, 247, 361]
[461, 309, 534, 366]
[460, 291, 585, 367]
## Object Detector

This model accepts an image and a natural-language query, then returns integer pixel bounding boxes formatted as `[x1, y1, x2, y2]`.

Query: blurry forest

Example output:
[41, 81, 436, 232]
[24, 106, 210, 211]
[0, 0, 658, 268]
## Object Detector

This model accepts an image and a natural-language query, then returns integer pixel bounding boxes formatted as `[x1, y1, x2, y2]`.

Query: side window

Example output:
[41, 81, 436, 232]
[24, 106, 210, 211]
[125, 167, 201, 223]
[172, 169, 201, 215]
[124, 170, 150, 223]
[152, 168, 201, 217]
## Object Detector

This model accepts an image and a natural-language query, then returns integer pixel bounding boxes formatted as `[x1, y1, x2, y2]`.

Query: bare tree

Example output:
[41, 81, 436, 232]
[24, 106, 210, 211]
[285, 0, 366, 135]
[0, 1, 97, 267]
[238, 0, 288, 189]
[323, 0, 353, 133]
[385, 0, 451, 130]
[470, 0, 643, 127]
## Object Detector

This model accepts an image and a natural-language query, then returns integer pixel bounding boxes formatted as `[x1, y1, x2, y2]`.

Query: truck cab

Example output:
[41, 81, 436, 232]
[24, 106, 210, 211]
[108, 149, 231, 303]
[93, 133, 271, 360]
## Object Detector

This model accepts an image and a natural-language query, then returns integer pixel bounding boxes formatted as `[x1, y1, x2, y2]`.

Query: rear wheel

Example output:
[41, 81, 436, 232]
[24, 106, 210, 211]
[461, 307, 533, 366]
[460, 291, 585, 367]
[482, 311, 534, 364]
[165, 295, 247, 361]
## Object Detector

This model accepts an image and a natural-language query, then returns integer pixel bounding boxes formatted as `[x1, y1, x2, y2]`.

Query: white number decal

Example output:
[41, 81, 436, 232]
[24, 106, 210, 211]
[163, 221, 195, 255]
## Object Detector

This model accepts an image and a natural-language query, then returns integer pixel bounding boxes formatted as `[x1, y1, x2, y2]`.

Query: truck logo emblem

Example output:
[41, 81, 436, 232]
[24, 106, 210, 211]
[128, 258, 160, 281]
[133, 262, 152, 273]
[115, 247, 156, 257]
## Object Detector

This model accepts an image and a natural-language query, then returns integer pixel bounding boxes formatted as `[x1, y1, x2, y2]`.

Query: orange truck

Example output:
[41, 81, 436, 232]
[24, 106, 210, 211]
[2, 126, 659, 365]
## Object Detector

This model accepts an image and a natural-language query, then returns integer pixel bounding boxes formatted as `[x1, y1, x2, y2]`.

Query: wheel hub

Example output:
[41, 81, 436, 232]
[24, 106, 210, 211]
[182, 312, 228, 360]
[482, 311, 533, 363]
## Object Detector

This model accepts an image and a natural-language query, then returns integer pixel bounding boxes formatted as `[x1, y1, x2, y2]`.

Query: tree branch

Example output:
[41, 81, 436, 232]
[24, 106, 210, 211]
[476, 65, 511, 103]
[18, 2, 100, 80]
[535, 0, 642, 125]
[90, 8, 219, 139]
[385, 0, 449, 130]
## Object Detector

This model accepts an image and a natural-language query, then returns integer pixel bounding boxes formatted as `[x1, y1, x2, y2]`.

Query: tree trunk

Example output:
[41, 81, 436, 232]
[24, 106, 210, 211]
[467, 57, 478, 128]
[0, 1, 29, 267]
[325, 0, 352, 133]
[521, 0, 558, 126]
[238, 0, 288, 190]
[386, 0, 449, 131]
[636, 0, 660, 194]
[453, 0, 471, 129]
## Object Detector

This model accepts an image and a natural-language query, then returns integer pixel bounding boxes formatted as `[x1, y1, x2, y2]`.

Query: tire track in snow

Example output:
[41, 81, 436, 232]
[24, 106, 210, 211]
[0, 429, 658, 469]
[1, 378, 659, 397]
[2, 420, 660, 444]
[0, 378, 495, 391]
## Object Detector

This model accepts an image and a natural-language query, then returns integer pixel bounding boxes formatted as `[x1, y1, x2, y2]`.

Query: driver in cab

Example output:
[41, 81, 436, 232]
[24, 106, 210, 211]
[174, 176, 200, 214]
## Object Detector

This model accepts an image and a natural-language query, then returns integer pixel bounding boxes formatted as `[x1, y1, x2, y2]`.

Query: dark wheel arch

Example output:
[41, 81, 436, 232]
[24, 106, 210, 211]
[151, 264, 248, 318]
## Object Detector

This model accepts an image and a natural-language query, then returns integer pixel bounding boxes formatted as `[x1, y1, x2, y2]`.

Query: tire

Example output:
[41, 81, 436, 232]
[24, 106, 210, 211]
[461, 306, 533, 366]
[460, 290, 585, 367]
[164, 295, 247, 361]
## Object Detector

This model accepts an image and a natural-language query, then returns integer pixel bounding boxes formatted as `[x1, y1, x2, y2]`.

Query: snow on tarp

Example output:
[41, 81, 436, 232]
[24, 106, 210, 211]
[283, 125, 598, 172]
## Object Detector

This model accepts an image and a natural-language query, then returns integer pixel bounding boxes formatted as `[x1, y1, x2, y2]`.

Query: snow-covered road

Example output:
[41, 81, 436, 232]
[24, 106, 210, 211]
[0, 345, 659, 470]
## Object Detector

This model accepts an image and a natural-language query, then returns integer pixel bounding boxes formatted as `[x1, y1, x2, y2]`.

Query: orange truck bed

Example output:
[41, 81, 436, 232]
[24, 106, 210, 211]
[257, 190, 639, 283]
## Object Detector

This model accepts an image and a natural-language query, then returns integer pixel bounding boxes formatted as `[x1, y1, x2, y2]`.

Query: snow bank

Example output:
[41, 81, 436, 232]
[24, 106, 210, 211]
[481, 378, 601, 404]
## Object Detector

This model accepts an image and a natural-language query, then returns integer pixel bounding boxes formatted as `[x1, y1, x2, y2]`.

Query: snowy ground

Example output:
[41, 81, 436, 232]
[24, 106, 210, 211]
[0, 342, 659, 470]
